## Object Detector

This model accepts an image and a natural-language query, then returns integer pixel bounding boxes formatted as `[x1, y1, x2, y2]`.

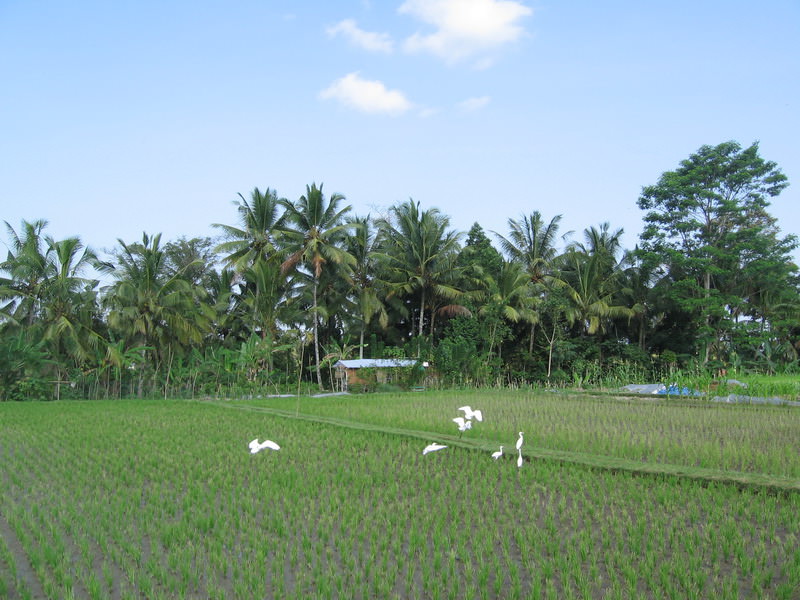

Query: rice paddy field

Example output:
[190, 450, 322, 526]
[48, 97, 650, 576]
[1, 389, 799, 599]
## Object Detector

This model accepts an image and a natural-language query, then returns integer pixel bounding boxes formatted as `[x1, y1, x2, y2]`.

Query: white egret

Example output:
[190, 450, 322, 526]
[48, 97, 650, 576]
[491, 446, 503, 460]
[516, 431, 524, 451]
[517, 448, 523, 468]
[452, 417, 472, 431]
[423, 443, 447, 455]
[249, 438, 281, 453]
[457, 406, 484, 422]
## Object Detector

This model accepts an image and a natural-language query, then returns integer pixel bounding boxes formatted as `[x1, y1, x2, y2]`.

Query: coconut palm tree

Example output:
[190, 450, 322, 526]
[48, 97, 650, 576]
[344, 215, 388, 358]
[569, 222, 625, 271]
[494, 212, 568, 284]
[38, 235, 108, 370]
[494, 212, 568, 352]
[555, 243, 635, 348]
[0, 219, 50, 325]
[474, 259, 539, 360]
[2, 221, 109, 390]
[213, 187, 288, 272]
[377, 199, 463, 349]
[212, 186, 293, 342]
[105, 233, 212, 390]
[238, 257, 294, 372]
[280, 183, 355, 389]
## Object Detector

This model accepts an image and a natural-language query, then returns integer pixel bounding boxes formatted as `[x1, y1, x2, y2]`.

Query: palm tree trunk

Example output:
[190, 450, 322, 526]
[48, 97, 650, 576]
[638, 317, 646, 350]
[547, 321, 557, 378]
[313, 278, 323, 390]
[528, 322, 536, 354]
[418, 287, 426, 338]
[416, 287, 426, 358]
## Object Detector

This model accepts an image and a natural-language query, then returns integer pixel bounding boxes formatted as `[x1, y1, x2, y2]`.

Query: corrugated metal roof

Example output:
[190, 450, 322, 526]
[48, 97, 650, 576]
[334, 359, 421, 369]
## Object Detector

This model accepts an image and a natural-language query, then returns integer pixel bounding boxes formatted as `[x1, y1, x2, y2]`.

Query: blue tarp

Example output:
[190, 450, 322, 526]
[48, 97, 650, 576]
[658, 384, 703, 397]
[621, 383, 799, 406]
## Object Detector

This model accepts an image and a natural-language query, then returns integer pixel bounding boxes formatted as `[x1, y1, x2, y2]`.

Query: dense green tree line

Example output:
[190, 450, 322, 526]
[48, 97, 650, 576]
[2, 141, 798, 399]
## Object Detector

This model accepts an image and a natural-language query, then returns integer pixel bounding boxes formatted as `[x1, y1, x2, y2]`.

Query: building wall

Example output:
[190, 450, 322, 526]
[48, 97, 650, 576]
[336, 367, 390, 389]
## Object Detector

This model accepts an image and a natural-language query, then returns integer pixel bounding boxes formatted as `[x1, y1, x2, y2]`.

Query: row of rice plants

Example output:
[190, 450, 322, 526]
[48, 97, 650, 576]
[253, 389, 800, 479]
[1, 398, 799, 599]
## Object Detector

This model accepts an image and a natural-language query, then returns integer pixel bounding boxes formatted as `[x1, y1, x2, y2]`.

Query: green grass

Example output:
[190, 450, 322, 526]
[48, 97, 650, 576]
[1, 393, 799, 599]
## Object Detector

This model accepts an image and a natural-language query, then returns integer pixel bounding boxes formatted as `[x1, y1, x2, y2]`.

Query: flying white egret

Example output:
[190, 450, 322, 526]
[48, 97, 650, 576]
[457, 406, 484, 422]
[249, 438, 281, 453]
[517, 448, 523, 468]
[452, 417, 472, 431]
[491, 446, 503, 460]
[423, 443, 447, 455]
[516, 431, 524, 451]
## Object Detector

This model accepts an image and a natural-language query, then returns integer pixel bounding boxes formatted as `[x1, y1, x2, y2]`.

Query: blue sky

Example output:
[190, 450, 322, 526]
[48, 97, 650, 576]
[2, 0, 798, 259]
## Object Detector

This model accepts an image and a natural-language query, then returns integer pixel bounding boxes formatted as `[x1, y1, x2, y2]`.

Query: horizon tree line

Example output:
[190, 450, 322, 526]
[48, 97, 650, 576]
[2, 141, 798, 399]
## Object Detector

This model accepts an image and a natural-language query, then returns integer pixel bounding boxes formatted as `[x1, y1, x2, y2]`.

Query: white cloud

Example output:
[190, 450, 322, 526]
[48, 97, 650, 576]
[327, 19, 394, 53]
[418, 107, 440, 118]
[399, 0, 531, 64]
[458, 96, 491, 112]
[319, 72, 413, 116]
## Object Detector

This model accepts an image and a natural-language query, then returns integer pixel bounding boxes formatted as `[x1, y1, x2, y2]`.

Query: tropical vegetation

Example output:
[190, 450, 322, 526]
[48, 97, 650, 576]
[2, 141, 798, 399]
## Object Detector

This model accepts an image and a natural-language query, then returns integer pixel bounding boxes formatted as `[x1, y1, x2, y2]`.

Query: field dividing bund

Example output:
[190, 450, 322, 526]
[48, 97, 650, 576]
[2, 391, 799, 599]
[210, 398, 800, 494]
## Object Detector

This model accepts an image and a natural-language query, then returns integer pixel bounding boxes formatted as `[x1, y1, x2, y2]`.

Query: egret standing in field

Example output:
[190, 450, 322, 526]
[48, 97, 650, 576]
[423, 443, 447, 455]
[516, 431, 524, 451]
[491, 446, 503, 460]
[249, 438, 281, 454]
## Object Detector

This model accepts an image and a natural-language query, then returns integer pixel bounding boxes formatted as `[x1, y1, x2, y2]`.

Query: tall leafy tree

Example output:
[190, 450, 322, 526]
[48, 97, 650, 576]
[0, 219, 50, 325]
[377, 199, 463, 350]
[1, 221, 108, 390]
[457, 223, 503, 279]
[556, 239, 634, 340]
[213, 187, 287, 272]
[474, 259, 538, 360]
[38, 235, 107, 370]
[164, 236, 219, 292]
[637, 140, 792, 364]
[281, 183, 355, 389]
[344, 215, 388, 359]
[494, 212, 568, 284]
[571, 222, 624, 267]
[213, 188, 293, 371]
[239, 257, 293, 372]
[495, 212, 568, 353]
[205, 267, 246, 347]
[617, 248, 660, 351]
[105, 233, 211, 385]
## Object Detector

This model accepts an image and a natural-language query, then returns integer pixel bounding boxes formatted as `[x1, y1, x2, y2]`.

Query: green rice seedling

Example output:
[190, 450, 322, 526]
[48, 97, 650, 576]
[86, 573, 102, 600]
[2, 397, 800, 599]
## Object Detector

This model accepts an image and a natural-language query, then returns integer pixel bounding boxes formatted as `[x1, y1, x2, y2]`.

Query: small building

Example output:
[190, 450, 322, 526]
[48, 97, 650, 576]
[333, 358, 428, 391]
